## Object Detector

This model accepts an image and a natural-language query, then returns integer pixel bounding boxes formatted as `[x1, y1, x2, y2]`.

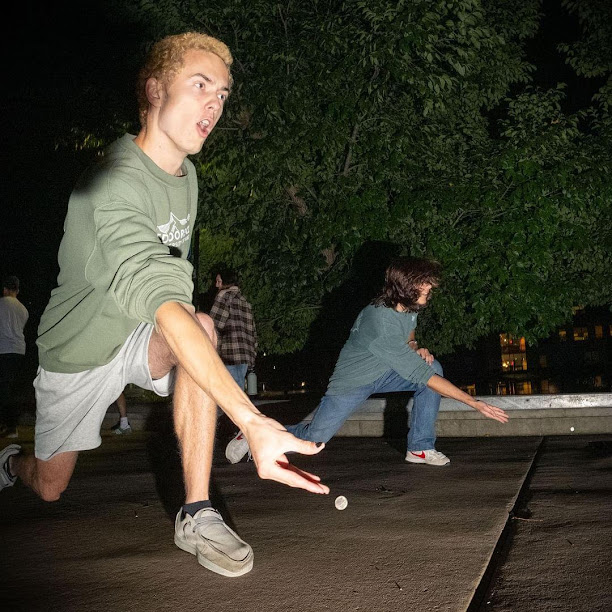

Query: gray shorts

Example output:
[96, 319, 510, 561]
[34, 323, 174, 460]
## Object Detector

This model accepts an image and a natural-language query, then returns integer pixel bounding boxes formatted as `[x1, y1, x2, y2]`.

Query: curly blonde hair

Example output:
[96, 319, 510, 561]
[137, 31, 233, 127]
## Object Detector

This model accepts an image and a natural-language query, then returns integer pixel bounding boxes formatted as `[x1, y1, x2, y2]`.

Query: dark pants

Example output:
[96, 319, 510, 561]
[0, 353, 24, 429]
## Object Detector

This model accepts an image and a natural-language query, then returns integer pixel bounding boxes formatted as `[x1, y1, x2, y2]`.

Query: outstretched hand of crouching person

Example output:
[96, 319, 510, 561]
[471, 400, 509, 423]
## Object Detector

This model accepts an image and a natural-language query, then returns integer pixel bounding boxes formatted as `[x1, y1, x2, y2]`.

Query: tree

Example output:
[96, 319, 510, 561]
[85, 0, 612, 354]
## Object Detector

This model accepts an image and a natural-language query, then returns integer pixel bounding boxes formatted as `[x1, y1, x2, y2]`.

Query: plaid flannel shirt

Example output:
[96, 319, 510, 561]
[209, 287, 257, 367]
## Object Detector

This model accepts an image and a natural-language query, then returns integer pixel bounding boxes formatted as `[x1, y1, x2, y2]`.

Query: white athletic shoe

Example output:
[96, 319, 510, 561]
[405, 449, 450, 466]
[0, 444, 21, 490]
[174, 507, 253, 577]
[225, 431, 250, 464]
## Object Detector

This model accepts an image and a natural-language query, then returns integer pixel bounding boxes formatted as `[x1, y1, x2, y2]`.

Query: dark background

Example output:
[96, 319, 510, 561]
[1, 0, 606, 398]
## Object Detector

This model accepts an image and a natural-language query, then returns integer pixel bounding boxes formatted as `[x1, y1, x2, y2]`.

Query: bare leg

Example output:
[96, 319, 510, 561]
[149, 311, 219, 503]
[172, 366, 218, 502]
[116, 392, 127, 419]
[12, 451, 79, 502]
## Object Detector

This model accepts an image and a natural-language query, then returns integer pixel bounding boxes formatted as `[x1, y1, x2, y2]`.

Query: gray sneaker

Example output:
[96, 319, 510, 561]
[174, 507, 254, 577]
[225, 431, 250, 464]
[1, 444, 21, 491]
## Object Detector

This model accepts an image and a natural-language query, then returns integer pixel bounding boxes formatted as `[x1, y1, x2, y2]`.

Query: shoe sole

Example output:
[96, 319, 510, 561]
[225, 440, 249, 464]
[225, 452, 247, 464]
[174, 536, 254, 577]
[405, 456, 450, 466]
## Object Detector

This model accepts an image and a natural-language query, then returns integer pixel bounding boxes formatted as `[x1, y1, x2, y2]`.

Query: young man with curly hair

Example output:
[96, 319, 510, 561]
[0, 32, 328, 578]
[226, 257, 508, 466]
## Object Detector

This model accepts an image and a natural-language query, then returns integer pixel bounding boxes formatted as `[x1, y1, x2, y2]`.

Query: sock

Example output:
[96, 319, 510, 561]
[182, 500, 212, 518]
[120, 417, 129, 429]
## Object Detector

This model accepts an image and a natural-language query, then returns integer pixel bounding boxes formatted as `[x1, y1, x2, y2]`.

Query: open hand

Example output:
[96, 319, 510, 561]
[472, 400, 509, 423]
[241, 414, 329, 494]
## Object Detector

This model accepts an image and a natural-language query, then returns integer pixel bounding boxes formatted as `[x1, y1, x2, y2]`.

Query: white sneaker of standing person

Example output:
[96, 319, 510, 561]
[405, 449, 450, 466]
[225, 431, 250, 464]
[174, 507, 253, 577]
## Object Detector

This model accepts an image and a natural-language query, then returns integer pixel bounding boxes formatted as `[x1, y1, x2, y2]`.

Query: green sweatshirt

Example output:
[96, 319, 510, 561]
[327, 304, 435, 394]
[37, 134, 197, 373]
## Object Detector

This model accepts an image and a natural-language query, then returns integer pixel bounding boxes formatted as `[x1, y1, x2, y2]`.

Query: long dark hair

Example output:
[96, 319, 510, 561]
[372, 257, 441, 311]
[216, 266, 239, 288]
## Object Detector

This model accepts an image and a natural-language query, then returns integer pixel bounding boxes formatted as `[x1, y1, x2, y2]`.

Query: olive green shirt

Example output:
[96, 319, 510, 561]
[37, 134, 197, 373]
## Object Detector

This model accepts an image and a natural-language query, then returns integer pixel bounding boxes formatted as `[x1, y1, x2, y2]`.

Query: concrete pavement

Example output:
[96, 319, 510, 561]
[2, 407, 611, 611]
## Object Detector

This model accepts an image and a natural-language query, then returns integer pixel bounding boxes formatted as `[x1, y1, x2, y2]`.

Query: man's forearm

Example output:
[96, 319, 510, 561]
[426, 374, 478, 408]
[155, 301, 261, 430]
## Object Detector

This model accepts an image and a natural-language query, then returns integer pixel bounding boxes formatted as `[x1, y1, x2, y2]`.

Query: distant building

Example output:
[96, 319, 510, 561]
[446, 306, 612, 396]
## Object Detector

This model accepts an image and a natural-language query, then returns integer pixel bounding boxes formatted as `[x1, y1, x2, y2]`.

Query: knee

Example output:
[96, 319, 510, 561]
[195, 312, 217, 347]
[38, 479, 69, 502]
[431, 359, 444, 377]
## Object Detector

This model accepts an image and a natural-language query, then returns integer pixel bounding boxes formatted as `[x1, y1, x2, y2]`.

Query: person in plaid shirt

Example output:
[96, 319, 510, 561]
[210, 268, 257, 391]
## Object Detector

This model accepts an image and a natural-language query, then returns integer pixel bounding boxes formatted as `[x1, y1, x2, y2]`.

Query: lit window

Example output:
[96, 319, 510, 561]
[559, 329, 567, 342]
[500, 333, 528, 370]
[595, 325, 603, 339]
[496, 382, 508, 395]
[594, 375, 603, 388]
[573, 327, 588, 341]
[461, 384, 476, 397]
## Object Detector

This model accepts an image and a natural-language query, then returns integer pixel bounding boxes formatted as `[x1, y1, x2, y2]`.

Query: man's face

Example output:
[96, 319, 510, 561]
[154, 49, 230, 159]
[215, 274, 223, 290]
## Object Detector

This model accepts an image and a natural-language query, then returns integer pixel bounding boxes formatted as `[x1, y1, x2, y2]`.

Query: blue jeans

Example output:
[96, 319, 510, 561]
[287, 360, 443, 451]
[226, 364, 248, 391]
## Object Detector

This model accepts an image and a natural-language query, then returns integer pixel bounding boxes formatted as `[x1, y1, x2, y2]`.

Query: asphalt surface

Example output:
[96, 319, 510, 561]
[1, 410, 611, 612]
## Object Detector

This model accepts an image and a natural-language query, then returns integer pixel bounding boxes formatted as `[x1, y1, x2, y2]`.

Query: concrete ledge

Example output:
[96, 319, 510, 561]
[437, 393, 612, 411]
[436, 407, 612, 437]
[301, 393, 612, 438]
[101, 393, 612, 438]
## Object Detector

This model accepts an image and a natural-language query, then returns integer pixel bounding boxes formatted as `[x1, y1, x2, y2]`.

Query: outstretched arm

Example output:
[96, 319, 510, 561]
[156, 301, 329, 494]
[426, 374, 509, 423]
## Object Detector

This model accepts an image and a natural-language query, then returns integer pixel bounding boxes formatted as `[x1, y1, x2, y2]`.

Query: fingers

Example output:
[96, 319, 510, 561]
[291, 439, 326, 456]
[259, 459, 329, 494]
[478, 402, 509, 423]
[417, 348, 434, 364]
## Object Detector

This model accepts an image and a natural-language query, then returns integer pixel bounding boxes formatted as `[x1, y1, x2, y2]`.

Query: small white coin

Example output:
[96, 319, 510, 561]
[570, 427, 575, 432]
[335, 495, 348, 510]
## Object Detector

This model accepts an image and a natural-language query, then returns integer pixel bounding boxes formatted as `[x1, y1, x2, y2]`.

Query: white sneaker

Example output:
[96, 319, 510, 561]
[174, 507, 253, 577]
[405, 449, 450, 466]
[1, 444, 21, 490]
[225, 431, 250, 464]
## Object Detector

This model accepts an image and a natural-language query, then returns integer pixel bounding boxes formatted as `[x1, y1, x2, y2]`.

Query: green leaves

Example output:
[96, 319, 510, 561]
[76, 0, 612, 355]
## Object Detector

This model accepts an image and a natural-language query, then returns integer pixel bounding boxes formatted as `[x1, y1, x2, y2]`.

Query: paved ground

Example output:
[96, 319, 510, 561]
[1, 404, 611, 612]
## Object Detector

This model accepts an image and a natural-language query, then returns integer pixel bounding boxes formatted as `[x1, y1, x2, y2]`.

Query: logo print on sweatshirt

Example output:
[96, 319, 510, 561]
[157, 213, 191, 248]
